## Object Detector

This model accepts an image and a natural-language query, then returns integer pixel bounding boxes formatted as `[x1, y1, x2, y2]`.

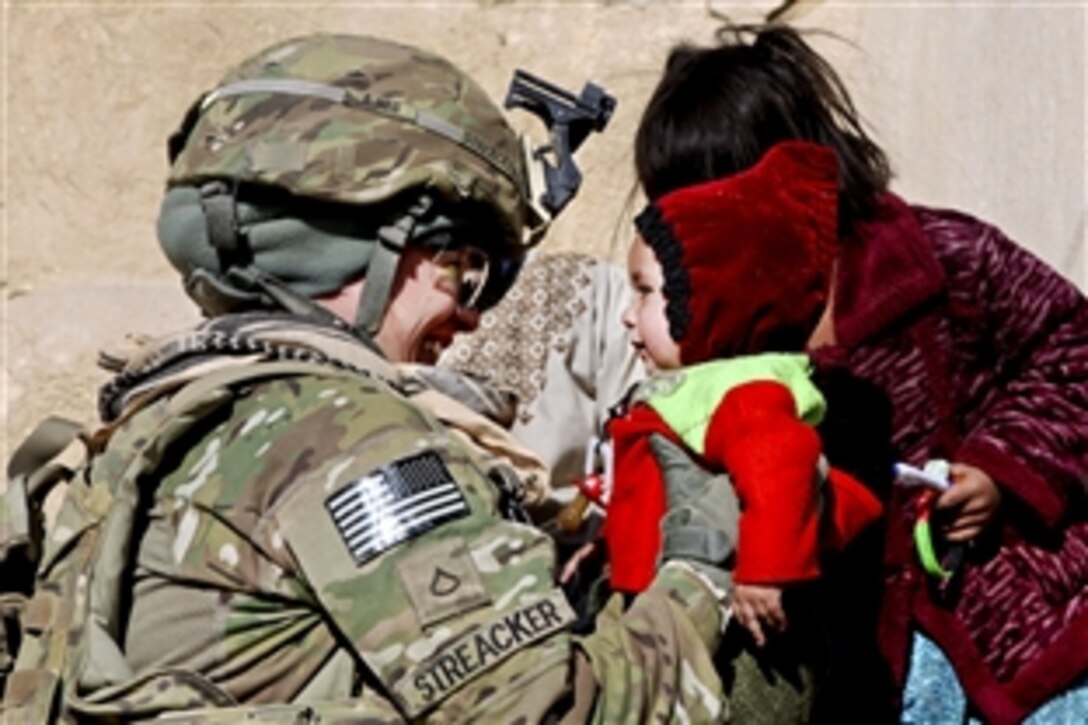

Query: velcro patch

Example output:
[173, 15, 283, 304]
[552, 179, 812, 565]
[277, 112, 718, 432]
[398, 538, 490, 629]
[396, 589, 575, 709]
[326, 452, 470, 565]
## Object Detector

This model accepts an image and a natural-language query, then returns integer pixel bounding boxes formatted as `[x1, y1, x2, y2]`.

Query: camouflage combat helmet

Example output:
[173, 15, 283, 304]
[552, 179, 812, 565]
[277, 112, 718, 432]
[163, 33, 546, 335]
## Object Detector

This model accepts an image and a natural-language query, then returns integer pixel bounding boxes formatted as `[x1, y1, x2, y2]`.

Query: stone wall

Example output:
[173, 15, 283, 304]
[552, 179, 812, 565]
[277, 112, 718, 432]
[4, 0, 1085, 457]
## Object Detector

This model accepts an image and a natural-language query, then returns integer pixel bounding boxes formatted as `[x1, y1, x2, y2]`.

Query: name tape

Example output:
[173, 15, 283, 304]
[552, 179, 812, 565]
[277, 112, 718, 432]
[395, 589, 574, 710]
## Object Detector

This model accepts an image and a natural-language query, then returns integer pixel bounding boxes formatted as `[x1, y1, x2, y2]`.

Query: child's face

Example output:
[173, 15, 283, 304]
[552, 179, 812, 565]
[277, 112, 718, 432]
[622, 235, 682, 373]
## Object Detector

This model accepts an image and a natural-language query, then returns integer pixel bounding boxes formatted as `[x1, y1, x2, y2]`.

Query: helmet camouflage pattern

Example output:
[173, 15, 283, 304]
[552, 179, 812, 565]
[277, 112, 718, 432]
[168, 34, 533, 249]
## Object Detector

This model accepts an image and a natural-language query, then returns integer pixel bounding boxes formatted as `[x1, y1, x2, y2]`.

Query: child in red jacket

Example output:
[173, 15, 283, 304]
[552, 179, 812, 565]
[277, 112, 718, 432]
[604, 140, 884, 646]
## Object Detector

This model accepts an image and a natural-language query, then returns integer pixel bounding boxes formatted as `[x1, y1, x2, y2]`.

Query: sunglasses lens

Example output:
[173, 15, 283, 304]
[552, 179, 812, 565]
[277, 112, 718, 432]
[474, 256, 522, 311]
[432, 245, 489, 311]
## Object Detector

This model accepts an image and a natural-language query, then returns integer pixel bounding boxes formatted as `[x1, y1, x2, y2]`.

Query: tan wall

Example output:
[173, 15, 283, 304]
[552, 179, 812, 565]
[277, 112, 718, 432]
[4, 0, 1085, 458]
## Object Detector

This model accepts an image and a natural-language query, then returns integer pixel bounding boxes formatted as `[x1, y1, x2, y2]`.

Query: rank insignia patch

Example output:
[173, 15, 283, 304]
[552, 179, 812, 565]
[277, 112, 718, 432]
[326, 452, 470, 565]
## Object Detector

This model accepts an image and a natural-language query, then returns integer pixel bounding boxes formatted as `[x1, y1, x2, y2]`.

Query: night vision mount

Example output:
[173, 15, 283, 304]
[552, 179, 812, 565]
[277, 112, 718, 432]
[505, 70, 616, 217]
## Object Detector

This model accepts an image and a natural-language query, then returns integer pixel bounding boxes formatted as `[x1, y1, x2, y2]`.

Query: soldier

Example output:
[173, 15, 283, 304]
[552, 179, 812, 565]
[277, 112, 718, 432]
[2, 34, 734, 722]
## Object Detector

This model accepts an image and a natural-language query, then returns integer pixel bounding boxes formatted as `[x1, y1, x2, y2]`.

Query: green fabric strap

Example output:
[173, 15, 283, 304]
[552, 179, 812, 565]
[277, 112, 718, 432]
[199, 184, 235, 251]
[357, 240, 401, 337]
[356, 196, 434, 335]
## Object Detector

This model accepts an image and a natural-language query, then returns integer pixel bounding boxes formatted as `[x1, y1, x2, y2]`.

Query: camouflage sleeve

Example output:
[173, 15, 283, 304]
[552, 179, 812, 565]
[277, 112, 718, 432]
[574, 561, 728, 723]
[265, 372, 725, 722]
[271, 373, 583, 721]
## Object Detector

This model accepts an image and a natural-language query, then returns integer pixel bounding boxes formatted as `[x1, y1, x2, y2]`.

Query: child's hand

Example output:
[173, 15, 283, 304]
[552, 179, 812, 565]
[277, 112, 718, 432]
[733, 583, 787, 647]
[935, 463, 1002, 542]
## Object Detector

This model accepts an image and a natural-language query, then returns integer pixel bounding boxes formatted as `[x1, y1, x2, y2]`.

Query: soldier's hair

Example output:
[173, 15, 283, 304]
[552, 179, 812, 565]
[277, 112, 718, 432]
[635, 24, 892, 239]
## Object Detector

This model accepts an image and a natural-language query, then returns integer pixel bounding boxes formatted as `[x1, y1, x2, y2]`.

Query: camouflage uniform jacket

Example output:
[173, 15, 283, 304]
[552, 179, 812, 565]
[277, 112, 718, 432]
[3, 313, 727, 723]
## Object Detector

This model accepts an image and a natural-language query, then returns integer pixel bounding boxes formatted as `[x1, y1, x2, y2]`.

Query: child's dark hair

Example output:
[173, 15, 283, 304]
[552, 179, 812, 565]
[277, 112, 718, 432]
[635, 24, 892, 238]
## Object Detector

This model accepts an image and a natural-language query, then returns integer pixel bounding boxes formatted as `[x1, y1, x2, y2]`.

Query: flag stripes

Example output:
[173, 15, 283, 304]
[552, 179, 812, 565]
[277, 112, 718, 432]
[326, 452, 469, 565]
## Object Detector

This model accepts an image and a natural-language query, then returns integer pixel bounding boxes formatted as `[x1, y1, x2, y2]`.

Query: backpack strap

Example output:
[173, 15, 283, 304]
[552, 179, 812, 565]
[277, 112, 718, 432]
[1, 416, 90, 719]
[4, 416, 86, 558]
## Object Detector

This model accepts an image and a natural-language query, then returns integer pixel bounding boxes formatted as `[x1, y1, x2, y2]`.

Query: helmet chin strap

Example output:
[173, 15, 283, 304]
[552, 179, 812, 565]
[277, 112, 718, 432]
[191, 180, 379, 347]
[193, 181, 438, 349]
[355, 194, 435, 336]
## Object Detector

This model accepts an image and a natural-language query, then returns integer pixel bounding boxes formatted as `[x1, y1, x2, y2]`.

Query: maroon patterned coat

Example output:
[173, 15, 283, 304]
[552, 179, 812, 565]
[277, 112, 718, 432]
[810, 194, 1088, 725]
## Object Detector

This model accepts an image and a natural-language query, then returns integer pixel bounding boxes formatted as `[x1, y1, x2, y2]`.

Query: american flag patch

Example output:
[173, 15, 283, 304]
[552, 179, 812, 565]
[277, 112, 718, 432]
[326, 452, 470, 566]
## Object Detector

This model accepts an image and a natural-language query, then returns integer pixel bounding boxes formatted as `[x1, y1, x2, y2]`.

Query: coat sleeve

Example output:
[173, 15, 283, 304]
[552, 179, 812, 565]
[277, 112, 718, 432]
[603, 403, 673, 593]
[704, 380, 823, 584]
[942, 220, 1088, 526]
